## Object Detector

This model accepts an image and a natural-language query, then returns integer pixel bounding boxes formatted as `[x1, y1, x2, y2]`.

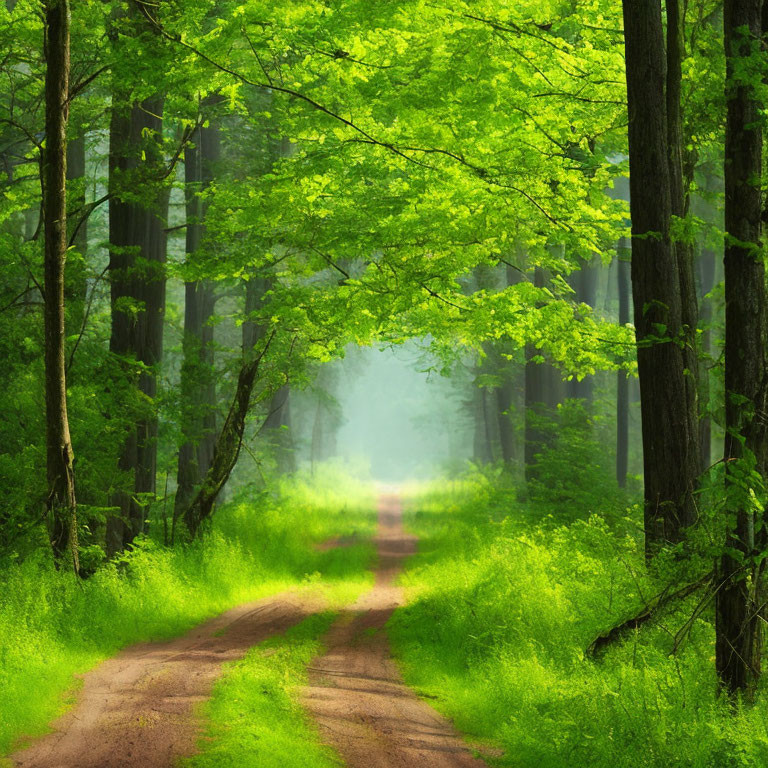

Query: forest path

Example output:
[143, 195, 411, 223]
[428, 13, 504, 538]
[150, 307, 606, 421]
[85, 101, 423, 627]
[11, 494, 487, 768]
[303, 493, 488, 768]
[10, 591, 322, 768]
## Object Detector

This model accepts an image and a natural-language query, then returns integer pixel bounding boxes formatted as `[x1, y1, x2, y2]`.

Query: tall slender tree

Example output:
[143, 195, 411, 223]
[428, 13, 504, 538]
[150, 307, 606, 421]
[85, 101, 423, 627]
[667, 0, 702, 486]
[567, 257, 598, 406]
[175, 121, 220, 520]
[616, 240, 631, 489]
[622, 0, 700, 551]
[715, 0, 768, 698]
[42, 0, 78, 571]
[106, 94, 169, 555]
[524, 267, 563, 482]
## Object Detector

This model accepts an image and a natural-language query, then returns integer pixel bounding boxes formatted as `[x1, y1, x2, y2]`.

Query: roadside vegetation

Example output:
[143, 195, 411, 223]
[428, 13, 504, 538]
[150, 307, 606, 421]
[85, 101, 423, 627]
[391, 423, 768, 768]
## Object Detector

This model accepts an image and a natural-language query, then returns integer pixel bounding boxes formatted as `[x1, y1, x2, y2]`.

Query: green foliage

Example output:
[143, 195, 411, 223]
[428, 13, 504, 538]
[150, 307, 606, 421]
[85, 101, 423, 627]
[182, 613, 342, 768]
[390, 474, 768, 768]
[526, 400, 631, 522]
[0, 471, 375, 756]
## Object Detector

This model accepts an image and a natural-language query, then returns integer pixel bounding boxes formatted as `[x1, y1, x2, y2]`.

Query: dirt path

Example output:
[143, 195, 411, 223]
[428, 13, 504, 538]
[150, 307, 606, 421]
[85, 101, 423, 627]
[303, 493, 488, 768]
[12, 494, 487, 768]
[11, 592, 321, 768]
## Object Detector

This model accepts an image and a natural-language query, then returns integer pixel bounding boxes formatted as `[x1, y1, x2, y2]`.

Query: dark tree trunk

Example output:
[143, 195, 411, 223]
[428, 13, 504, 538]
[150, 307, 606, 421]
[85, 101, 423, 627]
[715, 0, 768, 699]
[616, 241, 631, 489]
[567, 256, 599, 405]
[263, 384, 296, 474]
[243, 275, 269, 353]
[696, 238, 717, 472]
[495, 377, 515, 463]
[106, 96, 168, 555]
[184, 332, 275, 538]
[309, 366, 341, 471]
[524, 267, 561, 481]
[524, 340, 546, 479]
[43, 0, 78, 572]
[622, 0, 699, 552]
[667, 0, 702, 487]
[310, 395, 325, 473]
[179, 276, 273, 536]
[496, 264, 521, 464]
[174, 123, 220, 519]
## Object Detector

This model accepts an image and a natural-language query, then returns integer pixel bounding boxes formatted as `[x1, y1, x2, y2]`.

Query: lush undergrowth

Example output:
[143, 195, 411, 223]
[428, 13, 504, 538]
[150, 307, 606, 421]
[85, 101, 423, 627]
[390, 472, 768, 768]
[0, 466, 375, 757]
[182, 612, 341, 768]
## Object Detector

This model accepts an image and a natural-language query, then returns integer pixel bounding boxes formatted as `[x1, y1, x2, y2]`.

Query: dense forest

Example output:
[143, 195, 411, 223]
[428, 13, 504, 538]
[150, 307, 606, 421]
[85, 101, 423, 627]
[2, 0, 768, 766]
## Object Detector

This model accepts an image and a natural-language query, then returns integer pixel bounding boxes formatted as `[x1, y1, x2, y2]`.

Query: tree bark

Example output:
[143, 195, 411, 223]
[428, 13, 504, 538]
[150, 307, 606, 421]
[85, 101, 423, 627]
[524, 267, 562, 481]
[496, 265, 522, 464]
[567, 256, 598, 405]
[667, 0, 702, 490]
[616, 241, 631, 489]
[174, 122, 220, 519]
[179, 276, 274, 536]
[715, 0, 768, 699]
[43, 0, 78, 572]
[184, 331, 275, 538]
[696, 235, 717, 472]
[106, 96, 168, 555]
[262, 384, 296, 474]
[622, 0, 699, 552]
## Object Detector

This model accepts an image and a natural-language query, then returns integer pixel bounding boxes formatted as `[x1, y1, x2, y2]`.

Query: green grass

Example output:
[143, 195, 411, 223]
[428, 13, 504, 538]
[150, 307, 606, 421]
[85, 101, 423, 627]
[389, 474, 768, 768]
[0, 466, 376, 757]
[181, 612, 342, 768]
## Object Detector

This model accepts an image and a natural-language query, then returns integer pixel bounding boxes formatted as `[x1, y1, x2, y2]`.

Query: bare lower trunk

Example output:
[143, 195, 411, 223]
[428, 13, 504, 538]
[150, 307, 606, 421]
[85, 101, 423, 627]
[667, 0, 702, 496]
[43, 0, 78, 572]
[697, 241, 716, 471]
[65, 134, 87, 328]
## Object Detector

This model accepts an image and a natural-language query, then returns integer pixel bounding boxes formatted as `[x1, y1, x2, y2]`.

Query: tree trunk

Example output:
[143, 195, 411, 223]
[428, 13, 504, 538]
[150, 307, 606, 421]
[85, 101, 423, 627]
[184, 332, 275, 537]
[174, 122, 220, 519]
[106, 96, 168, 555]
[43, 0, 78, 572]
[263, 384, 296, 474]
[667, 0, 702, 490]
[524, 267, 561, 481]
[616, 241, 631, 489]
[622, 0, 699, 552]
[495, 376, 515, 464]
[179, 276, 273, 536]
[496, 265, 521, 464]
[567, 256, 598, 405]
[696, 238, 717, 472]
[715, 0, 768, 699]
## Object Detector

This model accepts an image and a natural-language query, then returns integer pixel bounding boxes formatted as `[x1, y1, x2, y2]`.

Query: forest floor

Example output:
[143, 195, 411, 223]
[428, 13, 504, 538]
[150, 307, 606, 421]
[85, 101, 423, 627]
[9, 494, 488, 768]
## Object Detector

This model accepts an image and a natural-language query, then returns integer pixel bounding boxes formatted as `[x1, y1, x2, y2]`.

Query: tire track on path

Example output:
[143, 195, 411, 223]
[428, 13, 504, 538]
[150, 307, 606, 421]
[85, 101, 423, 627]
[11, 592, 322, 768]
